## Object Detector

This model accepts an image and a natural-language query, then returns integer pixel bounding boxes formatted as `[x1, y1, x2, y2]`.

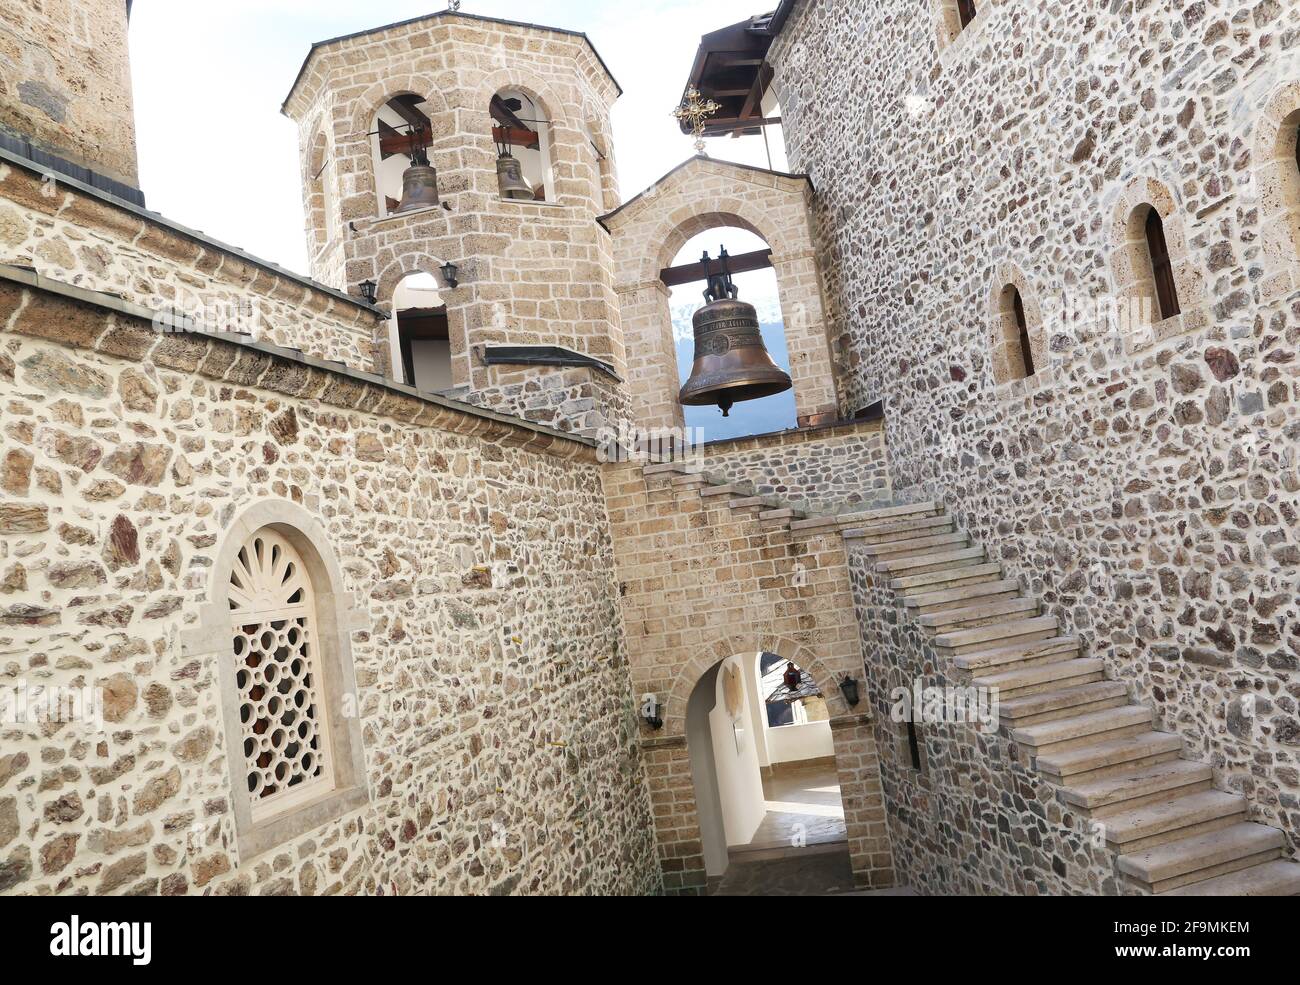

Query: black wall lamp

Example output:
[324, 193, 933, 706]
[358, 279, 378, 304]
[838, 675, 861, 708]
[440, 261, 460, 289]
[641, 694, 665, 730]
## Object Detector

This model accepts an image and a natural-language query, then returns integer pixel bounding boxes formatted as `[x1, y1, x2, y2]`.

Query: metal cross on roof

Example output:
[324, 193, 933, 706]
[673, 86, 723, 156]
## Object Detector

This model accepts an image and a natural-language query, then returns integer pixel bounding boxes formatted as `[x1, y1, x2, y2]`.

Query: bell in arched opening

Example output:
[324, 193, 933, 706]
[678, 247, 792, 417]
[393, 126, 441, 214]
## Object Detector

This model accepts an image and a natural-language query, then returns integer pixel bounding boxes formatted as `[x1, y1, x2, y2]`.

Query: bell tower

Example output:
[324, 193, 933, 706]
[0, 0, 140, 197]
[283, 11, 626, 436]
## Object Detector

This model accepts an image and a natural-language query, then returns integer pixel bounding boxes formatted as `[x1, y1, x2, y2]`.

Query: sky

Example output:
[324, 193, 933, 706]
[129, 1, 792, 434]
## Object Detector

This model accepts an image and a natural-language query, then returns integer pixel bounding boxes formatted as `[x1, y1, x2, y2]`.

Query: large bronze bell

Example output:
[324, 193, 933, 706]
[394, 163, 441, 214]
[496, 153, 535, 200]
[679, 248, 792, 417]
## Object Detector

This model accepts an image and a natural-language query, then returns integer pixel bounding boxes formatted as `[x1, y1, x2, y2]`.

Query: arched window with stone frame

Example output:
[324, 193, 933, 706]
[988, 266, 1043, 387]
[1108, 176, 1205, 350]
[1251, 82, 1300, 301]
[192, 503, 369, 858]
[935, 0, 982, 48]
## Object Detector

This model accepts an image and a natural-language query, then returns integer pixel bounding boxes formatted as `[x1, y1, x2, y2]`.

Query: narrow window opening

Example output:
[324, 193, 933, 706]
[1144, 207, 1181, 322]
[491, 90, 553, 202]
[1011, 288, 1035, 378]
[906, 720, 922, 771]
[957, 0, 978, 29]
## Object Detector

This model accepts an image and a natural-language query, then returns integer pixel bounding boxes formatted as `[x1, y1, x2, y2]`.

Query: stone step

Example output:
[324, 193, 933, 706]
[905, 578, 1021, 615]
[671, 473, 708, 487]
[849, 514, 956, 545]
[862, 530, 969, 560]
[729, 496, 767, 510]
[837, 501, 940, 526]
[933, 616, 1058, 656]
[700, 483, 749, 498]
[971, 657, 1103, 696]
[876, 546, 985, 576]
[997, 681, 1129, 728]
[918, 596, 1039, 634]
[1057, 760, 1213, 816]
[1160, 859, 1300, 897]
[1036, 731, 1184, 784]
[889, 562, 1003, 593]
[643, 462, 691, 476]
[759, 508, 798, 522]
[1010, 704, 1152, 755]
[1120, 822, 1285, 894]
[952, 635, 1083, 674]
[789, 515, 840, 532]
[1102, 790, 1246, 854]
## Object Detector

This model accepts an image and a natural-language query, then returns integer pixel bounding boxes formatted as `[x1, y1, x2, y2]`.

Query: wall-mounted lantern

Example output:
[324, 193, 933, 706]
[440, 261, 460, 290]
[838, 675, 861, 708]
[640, 693, 665, 731]
[358, 279, 378, 304]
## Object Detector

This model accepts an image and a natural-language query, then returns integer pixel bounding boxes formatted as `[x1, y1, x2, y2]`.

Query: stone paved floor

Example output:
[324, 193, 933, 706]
[735, 759, 846, 853]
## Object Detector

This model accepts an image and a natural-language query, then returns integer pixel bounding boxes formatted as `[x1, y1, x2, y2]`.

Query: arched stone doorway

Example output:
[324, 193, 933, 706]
[641, 634, 893, 895]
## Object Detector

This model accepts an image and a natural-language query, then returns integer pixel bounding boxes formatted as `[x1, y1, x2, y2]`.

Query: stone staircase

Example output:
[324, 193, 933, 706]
[639, 460, 1300, 896]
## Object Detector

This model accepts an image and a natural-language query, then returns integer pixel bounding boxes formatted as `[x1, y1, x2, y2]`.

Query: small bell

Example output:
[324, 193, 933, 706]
[393, 127, 440, 214]
[679, 247, 793, 417]
[496, 153, 535, 200]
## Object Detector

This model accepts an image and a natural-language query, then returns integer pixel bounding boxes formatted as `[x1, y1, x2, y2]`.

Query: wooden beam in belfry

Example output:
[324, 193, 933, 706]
[659, 248, 774, 287]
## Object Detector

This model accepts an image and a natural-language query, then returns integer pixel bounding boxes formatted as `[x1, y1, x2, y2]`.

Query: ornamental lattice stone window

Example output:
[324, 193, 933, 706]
[229, 528, 335, 821]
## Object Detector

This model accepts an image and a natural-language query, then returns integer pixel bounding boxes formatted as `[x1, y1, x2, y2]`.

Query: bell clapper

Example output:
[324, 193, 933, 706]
[718, 397, 733, 417]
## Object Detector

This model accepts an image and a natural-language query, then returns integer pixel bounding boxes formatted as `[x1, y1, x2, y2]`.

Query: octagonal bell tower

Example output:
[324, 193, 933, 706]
[0, 0, 141, 198]
[283, 10, 627, 436]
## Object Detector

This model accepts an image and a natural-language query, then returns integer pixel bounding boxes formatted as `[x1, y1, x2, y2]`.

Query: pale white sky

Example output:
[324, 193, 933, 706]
[129, 0, 781, 274]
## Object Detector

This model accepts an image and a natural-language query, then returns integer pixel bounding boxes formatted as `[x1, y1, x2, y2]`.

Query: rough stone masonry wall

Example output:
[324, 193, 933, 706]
[699, 419, 892, 511]
[0, 279, 660, 896]
[0, 163, 381, 371]
[0, 0, 139, 188]
[602, 462, 892, 893]
[285, 13, 626, 425]
[770, 0, 1300, 890]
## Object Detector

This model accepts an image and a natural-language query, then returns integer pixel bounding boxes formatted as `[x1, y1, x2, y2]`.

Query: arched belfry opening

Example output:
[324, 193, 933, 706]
[371, 93, 439, 218]
[490, 89, 554, 202]
[685, 652, 851, 894]
[667, 227, 797, 440]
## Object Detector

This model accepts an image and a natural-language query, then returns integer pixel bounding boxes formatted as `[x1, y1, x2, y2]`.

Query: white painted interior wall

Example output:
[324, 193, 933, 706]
[708, 654, 766, 848]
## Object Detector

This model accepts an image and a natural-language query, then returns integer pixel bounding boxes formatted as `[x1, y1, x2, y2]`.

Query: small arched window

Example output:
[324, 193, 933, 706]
[491, 89, 553, 202]
[1143, 207, 1181, 322]
[229, 528, 334, 821]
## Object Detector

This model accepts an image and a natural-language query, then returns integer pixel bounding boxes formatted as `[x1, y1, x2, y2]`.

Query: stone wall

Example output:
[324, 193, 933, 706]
[0, 0, 139, 188]
[602, 462, 893, 892]
[770, 0, 1300, 889]
[0, 161, 381, 371]
[700, 419, 891, 511]
[0, 274, 661, 896]
[285, 12, 626, 431]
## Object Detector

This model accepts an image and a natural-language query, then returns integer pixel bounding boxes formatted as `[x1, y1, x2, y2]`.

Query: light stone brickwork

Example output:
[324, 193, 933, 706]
[699, 419, 892, 511]
[601, 156, 841, 431]
[602, 462, 893, 893]
[770, 0, 1300, 892]
[0, 0, 139, 189]
[0, 275, 661, 896]
[284, 12, 626, 433]
[0, 160, 382, 371]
